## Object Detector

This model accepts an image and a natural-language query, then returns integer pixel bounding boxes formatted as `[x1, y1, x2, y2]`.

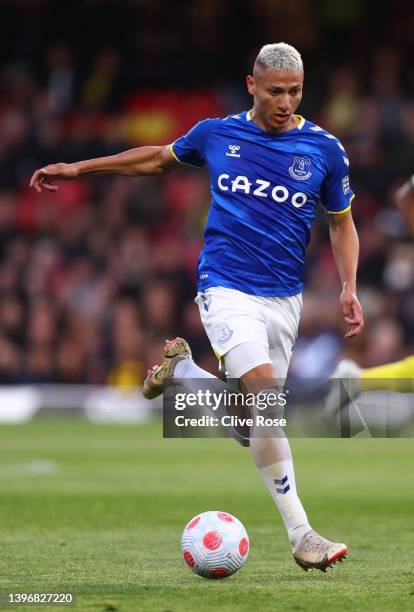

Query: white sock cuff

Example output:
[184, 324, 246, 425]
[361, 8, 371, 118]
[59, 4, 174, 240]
[174, 358, 216, 379]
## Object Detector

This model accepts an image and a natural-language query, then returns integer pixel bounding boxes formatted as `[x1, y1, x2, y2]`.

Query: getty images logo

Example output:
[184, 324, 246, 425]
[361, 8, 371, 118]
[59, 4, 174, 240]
[226, 144, 241, 158]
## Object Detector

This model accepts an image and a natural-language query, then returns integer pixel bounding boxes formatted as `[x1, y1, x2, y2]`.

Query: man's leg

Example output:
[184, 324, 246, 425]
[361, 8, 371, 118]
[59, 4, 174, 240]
[143, 337, 250, 446]
[225, 346, 348, 571]
[238, 363, 310, 547]
[247, 366, 347, 571]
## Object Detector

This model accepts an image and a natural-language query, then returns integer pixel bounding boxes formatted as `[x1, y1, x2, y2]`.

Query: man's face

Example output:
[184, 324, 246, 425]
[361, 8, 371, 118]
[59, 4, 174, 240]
[246, 68, 303, 132]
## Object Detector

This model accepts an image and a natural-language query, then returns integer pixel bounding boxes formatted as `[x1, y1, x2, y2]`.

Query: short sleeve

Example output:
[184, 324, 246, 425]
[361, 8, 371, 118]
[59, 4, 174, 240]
[169, 119, 217, 168]
[320, 140, 355, 214]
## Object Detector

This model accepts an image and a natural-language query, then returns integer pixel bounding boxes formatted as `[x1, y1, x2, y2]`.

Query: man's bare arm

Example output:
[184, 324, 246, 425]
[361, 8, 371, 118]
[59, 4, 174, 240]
[394, 176, 414, 235]
[30, 144, 180, 193]
[327, 210, 364, 339]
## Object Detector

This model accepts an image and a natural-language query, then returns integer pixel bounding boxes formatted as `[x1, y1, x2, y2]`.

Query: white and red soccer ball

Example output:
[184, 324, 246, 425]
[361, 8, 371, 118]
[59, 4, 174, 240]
[181, 511, 249, 579]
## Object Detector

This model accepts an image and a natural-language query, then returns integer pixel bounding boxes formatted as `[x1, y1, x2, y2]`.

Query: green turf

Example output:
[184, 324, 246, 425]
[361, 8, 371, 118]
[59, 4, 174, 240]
[0, 417, 413, 611]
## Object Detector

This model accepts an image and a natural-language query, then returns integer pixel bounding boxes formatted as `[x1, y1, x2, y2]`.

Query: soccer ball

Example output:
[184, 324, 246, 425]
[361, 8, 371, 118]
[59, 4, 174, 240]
[181, 510, 249, 579]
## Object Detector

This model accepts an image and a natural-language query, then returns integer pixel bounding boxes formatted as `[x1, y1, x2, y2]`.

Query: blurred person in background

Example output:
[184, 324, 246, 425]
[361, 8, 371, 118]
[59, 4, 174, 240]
[30, 42, 364, 573]
[395, 173, 414, 234]
[107, 297, 146, 389]
[325, 174, 414, 418]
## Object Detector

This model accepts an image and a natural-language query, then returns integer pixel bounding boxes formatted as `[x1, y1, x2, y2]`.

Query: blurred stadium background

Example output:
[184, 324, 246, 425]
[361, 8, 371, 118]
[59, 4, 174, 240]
[1, 0, 414, 405]
[1, 2, 414, 610]
[0, 0, 414, 412]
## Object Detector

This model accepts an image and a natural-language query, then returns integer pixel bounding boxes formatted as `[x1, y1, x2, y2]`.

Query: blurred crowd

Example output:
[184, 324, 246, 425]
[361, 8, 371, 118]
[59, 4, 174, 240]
[0, 0, 414, 385]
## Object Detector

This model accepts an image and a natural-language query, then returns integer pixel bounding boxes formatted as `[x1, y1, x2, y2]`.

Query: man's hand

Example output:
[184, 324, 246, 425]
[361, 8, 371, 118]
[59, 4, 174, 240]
[30, 163, 79, 193]
[340, 282, 364, 339]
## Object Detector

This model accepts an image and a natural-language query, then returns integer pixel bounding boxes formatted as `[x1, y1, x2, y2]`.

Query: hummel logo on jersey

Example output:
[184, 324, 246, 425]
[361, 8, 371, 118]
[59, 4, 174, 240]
[226, 144, 241, 158]
[289, 156, 312, 181]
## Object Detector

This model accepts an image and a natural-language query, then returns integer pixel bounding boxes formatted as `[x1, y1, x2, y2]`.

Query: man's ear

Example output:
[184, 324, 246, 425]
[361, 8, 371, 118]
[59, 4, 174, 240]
[246, 75, 255, 95]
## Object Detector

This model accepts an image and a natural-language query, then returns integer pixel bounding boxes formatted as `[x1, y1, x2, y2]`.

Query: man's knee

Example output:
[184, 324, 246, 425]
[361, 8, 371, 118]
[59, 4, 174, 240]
[240, 362, 282, 396]
[224, 342, 272, 380]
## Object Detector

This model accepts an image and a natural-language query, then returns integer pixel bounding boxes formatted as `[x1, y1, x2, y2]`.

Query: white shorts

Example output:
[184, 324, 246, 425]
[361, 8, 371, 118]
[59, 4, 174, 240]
[195, 286, 302, 379]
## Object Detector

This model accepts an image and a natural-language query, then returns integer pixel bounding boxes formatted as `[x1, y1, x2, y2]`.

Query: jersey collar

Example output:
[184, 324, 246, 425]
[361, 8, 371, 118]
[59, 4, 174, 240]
[246, 110, 305, 130]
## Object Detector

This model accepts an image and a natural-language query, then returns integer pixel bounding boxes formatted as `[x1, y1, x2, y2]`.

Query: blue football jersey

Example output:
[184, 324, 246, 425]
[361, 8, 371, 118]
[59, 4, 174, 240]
[170, 111, 354, 296]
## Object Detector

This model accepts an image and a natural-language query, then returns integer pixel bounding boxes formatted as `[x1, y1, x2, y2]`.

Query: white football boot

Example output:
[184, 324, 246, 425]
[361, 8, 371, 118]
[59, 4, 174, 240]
[293, 529, 348, 572]
[323, 359, 362, 423]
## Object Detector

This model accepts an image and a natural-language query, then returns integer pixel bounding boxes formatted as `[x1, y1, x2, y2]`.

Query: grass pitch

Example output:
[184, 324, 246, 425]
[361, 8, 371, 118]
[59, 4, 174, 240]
[0, 417, 413, 611]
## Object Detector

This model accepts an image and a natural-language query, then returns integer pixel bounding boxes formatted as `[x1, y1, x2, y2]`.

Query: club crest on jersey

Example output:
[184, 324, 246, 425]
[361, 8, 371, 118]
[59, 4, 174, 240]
[215, 323, 233, 345]
[226, 144, 241, 158]
[289, 156, 312, 181]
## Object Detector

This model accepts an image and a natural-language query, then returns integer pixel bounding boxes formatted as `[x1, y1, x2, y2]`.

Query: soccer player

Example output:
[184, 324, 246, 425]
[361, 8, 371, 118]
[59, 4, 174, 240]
[30, 43, 363, 572]
[325, 174, 414, 417]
